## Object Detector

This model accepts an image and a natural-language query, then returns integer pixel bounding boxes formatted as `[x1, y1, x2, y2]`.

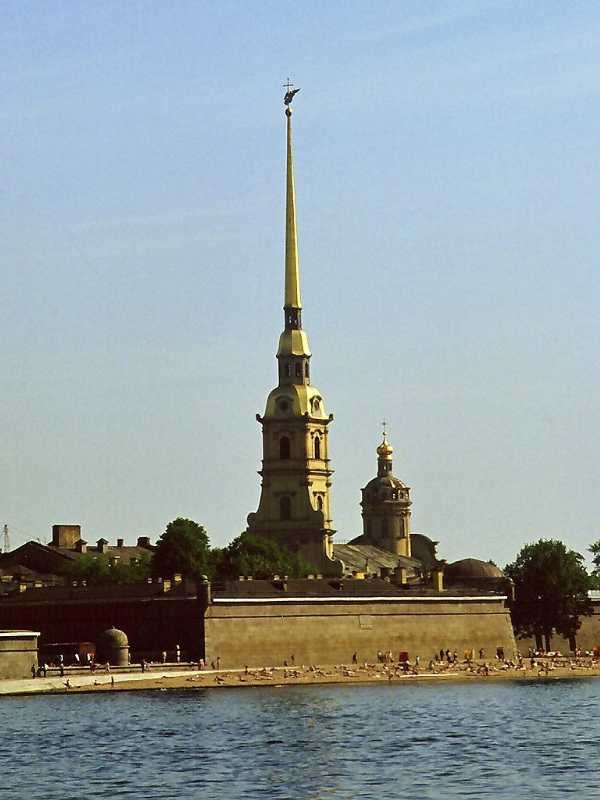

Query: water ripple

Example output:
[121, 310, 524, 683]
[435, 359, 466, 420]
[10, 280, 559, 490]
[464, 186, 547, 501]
[1, 680, 599, 798]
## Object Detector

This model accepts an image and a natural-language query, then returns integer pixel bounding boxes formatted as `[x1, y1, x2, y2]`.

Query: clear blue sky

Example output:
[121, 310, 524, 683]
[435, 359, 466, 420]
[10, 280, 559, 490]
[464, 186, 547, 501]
[2, 1, 599, 567]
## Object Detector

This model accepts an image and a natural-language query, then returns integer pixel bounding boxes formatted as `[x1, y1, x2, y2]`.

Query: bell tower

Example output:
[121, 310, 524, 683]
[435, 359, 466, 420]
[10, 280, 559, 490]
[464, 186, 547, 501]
[246, 86, 339, 573]
[359, 428, 412, 558]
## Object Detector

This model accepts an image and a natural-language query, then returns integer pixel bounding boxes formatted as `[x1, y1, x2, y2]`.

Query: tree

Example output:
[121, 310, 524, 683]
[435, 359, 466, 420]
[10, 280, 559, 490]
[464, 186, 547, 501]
[505, 539, 592, 651]
[152, 518, 211, 581]
[61, 553, 151, 586]
[588, 540, 600, 588]
[215, 531, 316, 580]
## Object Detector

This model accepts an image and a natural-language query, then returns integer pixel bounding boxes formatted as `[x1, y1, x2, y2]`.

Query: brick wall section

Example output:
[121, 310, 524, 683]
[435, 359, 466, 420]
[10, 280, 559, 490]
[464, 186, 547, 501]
[204, 597, 517, 668]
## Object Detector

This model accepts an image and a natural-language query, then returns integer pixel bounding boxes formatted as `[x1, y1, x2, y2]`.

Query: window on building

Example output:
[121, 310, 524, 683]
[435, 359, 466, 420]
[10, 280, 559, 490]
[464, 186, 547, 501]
[285, 363, 291, 378]
[280, 436, 291, 459]
[280, 496, 291, 520]
[305, 362, 310, 379]
[314, 436, 321, 459]
[317, 495, 324, 511]
[295, 362, 302, 377]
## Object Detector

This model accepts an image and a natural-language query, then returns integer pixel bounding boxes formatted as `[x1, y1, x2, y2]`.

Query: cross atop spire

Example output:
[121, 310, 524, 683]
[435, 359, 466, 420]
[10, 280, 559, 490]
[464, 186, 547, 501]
[283, 77, 301, 107]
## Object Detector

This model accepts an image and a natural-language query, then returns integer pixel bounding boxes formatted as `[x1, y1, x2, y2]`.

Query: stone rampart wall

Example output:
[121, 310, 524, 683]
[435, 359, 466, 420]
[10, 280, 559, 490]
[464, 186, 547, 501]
[516, 603, 600, 654]
[0, 633, 38, 679]
[204, 597, 516, 668]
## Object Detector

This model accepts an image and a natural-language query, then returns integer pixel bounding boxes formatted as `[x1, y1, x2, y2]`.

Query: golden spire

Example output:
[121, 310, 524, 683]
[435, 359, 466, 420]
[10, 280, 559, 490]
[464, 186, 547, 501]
[284, 84, 301, 310]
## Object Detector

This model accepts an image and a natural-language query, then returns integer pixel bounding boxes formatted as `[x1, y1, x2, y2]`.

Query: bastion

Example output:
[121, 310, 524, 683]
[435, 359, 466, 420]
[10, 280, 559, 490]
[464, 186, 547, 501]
[0, 630, 39, 679]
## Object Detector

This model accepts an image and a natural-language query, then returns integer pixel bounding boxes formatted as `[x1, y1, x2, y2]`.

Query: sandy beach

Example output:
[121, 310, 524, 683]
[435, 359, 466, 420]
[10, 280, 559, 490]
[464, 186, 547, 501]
[3, 659, 600, 697]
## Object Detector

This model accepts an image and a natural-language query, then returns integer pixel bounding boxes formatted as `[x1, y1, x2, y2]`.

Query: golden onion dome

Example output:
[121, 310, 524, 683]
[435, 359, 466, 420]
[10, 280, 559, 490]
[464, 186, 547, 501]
[376, 433, 394, 459]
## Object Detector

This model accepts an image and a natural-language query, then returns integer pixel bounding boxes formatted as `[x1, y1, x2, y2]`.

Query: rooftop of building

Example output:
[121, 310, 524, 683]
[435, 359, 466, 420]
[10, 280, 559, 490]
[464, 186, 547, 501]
[211, 576, 505, 600]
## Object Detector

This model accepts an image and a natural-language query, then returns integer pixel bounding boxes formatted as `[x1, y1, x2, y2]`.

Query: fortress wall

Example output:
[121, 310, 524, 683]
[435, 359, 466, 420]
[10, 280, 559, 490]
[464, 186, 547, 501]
[204, 597, 516, 669]
[516, 603, 600, 654]
[0, 631, 39, 679]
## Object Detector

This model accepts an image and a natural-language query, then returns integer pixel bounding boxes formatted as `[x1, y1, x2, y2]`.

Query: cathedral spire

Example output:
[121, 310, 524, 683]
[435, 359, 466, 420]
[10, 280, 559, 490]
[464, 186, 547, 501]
[284, 103, 301, 312]
[277, 83, 311, 371]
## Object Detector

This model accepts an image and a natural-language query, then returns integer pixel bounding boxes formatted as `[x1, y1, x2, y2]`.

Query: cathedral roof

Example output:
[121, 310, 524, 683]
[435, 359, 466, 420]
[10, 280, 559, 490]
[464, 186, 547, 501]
[445, 558, 504, 581]
[334, 543, 420, 575]
[363, 474, 408, 492]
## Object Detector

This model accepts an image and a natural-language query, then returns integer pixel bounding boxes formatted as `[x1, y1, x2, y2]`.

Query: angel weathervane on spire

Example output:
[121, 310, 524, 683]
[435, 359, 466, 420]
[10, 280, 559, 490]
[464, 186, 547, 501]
[283, 77, 300, 106]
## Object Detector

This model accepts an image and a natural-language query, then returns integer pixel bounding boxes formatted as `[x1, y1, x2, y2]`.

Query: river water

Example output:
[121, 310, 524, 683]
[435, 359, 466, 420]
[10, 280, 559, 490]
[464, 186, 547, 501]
[1, 679, 598, 799]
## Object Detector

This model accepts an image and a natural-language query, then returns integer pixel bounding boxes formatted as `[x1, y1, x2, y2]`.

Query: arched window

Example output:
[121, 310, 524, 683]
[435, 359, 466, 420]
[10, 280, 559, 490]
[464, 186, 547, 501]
[295, 362, 302, 377]
[280, 496, 291, 520]
[305, 362, 310, 379]
[317, 495, 323, 511]
[285, 363, 291, 378]
[314, 436, 321, 460]
[280, 436, 290, 460]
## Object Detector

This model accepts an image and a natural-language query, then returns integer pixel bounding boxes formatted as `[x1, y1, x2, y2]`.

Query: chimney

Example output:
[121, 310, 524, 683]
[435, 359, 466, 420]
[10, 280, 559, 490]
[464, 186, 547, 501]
[117, 538, 124, 548]
[200, 576, 211, 606]
[173, 573, 183, 584]
[75, 539, 87, 554]
[137, 536, 151, 548]
[433, 568, 445, 592]
[393, 566, 408, 586]
[52, 524, 82, 549]
[97, 538, 109, 554]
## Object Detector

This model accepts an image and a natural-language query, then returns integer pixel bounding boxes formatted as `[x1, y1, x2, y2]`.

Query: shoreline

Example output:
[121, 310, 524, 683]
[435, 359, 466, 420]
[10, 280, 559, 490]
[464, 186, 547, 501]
[3, 661, 600, 697]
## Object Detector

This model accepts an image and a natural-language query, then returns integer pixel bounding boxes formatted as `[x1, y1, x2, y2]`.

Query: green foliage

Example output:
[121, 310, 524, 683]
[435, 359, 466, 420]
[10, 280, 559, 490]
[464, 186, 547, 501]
[588, 540, 600, 588]
[215, 531, 316, 580]
[62, 553, 151, 585]
[152, 518, 211, 581]
[505, 539, 592, 647]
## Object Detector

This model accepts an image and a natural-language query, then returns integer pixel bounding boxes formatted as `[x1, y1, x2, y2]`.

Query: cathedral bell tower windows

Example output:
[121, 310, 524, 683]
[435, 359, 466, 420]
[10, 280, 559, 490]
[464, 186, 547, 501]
[280, 496, 292, 520]
[280, 436, 291, 460]
[314, 436, 321, 460]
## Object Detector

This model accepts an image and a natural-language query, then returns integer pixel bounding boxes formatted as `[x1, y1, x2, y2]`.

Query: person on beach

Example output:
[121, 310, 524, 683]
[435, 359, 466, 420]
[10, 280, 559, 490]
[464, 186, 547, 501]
[31, 663, 36, 679]
[352, 652, 358, 664]
[176, 644, 181, 663]
[161, 650, 167, 664]
[141, 658, 146, 673]
[59, 664, 65, 677]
